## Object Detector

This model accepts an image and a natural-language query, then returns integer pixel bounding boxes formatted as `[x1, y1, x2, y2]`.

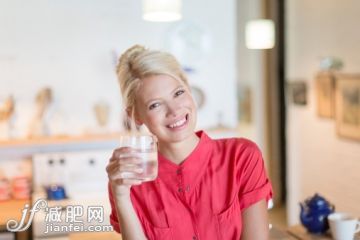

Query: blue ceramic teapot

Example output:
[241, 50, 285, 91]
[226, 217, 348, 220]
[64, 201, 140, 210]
[299, 193, 335, 234]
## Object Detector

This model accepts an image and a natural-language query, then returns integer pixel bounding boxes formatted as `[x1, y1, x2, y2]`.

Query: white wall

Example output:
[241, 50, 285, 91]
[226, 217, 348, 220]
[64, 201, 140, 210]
[0, 0, 237, 138]
[236, 0, 267, 152]
[286, 0, 360, 225]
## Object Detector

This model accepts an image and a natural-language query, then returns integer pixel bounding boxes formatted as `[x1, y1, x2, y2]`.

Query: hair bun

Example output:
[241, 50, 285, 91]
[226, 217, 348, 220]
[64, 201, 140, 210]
[123, 45, 146, 59]
[117, 45, 146, 74]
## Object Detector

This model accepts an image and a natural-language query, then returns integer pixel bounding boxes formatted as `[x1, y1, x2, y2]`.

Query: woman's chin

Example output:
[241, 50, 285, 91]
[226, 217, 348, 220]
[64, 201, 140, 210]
[168, 127, 196, 142]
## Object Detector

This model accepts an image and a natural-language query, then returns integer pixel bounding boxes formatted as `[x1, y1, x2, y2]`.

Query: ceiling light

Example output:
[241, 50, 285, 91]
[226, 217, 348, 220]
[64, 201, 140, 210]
[246, 19, 275, 49]
[143, 0, 182, 22]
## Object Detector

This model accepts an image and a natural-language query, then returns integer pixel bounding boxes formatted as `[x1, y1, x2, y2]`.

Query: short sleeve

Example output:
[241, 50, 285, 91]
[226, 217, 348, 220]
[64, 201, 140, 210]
[108, 182, 121, 233]
[237, 141, 273, 210]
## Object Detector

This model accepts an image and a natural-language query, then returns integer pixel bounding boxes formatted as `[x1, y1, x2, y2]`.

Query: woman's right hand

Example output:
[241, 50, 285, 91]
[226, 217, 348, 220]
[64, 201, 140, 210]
[106, 147, 144, 198]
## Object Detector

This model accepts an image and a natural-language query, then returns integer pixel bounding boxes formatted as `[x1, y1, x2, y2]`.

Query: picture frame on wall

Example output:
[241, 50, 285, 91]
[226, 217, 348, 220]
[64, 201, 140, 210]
[335, 75, 360, 141]
[316, 72, 336, 118]
[287, 81, 307, 105]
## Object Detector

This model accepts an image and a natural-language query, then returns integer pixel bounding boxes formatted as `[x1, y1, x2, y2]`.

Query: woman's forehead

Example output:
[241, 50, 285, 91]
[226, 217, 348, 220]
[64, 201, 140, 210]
[140, 75, 184, 91]
[136, 75, 185, 101]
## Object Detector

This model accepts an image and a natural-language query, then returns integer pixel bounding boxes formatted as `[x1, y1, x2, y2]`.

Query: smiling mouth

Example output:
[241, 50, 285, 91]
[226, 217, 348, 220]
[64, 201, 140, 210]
[167, 114, 189, 129]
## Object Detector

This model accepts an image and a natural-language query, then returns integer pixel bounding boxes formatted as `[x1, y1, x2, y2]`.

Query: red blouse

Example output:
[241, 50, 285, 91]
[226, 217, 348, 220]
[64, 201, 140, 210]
[108, 131, 272, 240]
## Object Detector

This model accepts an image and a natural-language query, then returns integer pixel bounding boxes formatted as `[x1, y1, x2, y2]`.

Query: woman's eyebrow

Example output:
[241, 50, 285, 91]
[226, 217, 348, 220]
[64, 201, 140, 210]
[144, 85, 184, 105]
[171, 85, 184, 93]
[145, 97, 160, 106]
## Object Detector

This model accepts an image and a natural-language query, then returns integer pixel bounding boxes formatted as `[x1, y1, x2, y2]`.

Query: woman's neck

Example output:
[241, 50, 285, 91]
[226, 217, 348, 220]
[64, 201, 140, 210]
[158, 133, 200, 165]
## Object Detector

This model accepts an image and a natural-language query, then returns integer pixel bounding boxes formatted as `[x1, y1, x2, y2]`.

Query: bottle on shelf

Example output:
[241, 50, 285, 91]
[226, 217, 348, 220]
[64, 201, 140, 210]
[45, 157, 67, 200]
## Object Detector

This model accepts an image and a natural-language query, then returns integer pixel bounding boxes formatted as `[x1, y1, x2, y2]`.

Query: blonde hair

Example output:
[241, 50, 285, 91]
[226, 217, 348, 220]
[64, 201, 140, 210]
[116, 45, 189, 131]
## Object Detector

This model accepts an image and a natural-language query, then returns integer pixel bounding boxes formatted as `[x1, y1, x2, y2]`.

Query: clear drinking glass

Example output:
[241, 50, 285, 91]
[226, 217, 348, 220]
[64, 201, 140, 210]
[119, 134, 158, 181]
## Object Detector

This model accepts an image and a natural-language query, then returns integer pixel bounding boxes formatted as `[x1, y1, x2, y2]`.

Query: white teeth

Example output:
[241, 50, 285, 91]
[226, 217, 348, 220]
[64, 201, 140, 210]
[169, 117, 186, 128]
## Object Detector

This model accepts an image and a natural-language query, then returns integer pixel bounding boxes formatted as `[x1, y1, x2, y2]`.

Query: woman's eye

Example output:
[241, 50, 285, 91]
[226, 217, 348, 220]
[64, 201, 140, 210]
[149, 103, 160, 110]
[175, 89, 185, 97]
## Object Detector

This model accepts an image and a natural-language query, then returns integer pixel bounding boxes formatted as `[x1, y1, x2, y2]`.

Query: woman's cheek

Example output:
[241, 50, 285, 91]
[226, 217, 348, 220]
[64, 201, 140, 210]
[187, 97, 197, 110]
[148, 113, 162, 126]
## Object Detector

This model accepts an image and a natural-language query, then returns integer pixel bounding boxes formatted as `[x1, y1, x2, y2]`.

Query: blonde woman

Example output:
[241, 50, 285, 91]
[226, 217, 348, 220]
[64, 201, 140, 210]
[106, 45, 273, 240]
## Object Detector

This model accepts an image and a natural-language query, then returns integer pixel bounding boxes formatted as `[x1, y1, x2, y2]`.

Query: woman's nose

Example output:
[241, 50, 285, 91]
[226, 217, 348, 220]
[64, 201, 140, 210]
[165, 102, 180, 117]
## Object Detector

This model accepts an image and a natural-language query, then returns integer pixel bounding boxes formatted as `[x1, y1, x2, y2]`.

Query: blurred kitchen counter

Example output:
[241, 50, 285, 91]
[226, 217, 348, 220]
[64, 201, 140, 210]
[0, 199, 31, 240]
[69, 231, 121, 240]
[0, 199, 30, 229]
[287, 225, 360, 239]
[69, 228, 294, 240]
[70, 229, 296, 240]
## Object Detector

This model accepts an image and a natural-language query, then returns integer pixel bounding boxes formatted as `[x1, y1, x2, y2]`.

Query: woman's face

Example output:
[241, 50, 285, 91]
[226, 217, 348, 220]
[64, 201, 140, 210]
[134, 74, 197, 144]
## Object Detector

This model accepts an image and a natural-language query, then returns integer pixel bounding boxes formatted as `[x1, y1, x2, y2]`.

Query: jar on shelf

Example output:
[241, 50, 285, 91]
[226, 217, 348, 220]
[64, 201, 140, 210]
[10, 159, 32, 200]
[0, 176, 11, 201]
[11, 176, 31, 200]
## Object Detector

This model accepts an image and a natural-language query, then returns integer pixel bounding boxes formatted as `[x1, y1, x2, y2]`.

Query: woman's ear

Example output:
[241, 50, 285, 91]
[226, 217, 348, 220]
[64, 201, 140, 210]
[126, 107, 143, 126]
[134, 117, 143, 126]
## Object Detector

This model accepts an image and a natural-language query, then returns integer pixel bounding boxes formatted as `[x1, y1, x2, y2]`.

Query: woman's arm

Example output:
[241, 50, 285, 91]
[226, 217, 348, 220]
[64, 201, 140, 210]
[107, 147, 148, 240]
[112, 184, 147, 240]
[241, 200, 269, 240]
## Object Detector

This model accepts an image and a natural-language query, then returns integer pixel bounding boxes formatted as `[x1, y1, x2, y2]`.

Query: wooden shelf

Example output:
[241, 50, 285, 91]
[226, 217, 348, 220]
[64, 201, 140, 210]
[0, 128, 242, 160]
[0, 132, 121, 147]
[0, 133, 122, 159]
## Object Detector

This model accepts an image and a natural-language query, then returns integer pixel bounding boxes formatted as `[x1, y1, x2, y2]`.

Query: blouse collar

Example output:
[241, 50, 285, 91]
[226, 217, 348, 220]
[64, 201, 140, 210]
[156, 131, 213, 188]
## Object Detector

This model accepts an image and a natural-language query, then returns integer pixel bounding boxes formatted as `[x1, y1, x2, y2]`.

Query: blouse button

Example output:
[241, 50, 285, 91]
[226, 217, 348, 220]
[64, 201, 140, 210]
[192, 236, 197, 240]
[185, 185, 190, 192]
[176, 169, 182, 175]
[178, 187, 183, 193]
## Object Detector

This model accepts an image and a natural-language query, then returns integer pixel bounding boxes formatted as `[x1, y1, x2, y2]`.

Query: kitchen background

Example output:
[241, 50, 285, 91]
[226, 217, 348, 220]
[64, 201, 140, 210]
[1, 0, 360, 239]
[0, 0, 238, 138]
